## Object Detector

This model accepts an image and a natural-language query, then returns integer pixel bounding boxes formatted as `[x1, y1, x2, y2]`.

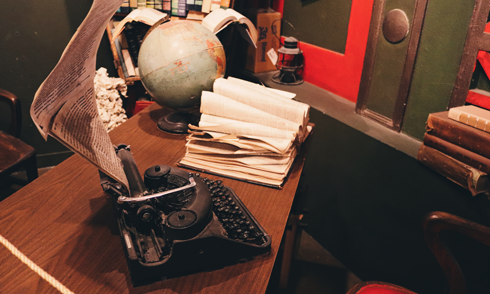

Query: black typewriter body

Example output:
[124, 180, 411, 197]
[99, 145, 271, 287]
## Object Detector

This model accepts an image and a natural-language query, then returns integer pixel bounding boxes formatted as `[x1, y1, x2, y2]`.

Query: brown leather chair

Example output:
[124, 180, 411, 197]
[347, 211, 490, 294]
[0, 88, 38, 184]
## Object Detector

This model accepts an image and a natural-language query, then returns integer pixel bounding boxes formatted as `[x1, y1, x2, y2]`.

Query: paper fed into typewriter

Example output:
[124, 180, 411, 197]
[99, 144, 271, 286]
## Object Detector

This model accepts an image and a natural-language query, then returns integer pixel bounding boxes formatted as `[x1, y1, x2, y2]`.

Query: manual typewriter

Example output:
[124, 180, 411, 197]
[99, 144, 271, 286]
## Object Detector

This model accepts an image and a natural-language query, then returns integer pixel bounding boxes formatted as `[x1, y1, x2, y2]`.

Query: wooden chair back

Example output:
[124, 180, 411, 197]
[0, 88, 22, 137]
[423, 211, 490, 294]
[0, 88, 38, 184]
[348, 211, 490, 294]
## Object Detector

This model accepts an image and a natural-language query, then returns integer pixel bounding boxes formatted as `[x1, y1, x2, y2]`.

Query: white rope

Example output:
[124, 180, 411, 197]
[0, 234, 75, 294]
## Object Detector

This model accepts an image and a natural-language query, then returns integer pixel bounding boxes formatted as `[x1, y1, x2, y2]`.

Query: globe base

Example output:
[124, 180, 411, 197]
[157, 110, 200, 134]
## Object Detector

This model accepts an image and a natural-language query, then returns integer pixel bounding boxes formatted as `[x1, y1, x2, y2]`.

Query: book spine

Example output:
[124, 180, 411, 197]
[122, 49, 136, 77]
[201, 0, 211, 13]
[170, 0, 186, 16]
[146, 0, 155, 8]
[194, 0, 203, 12]
[427, 112, 490, 158]
[417, 144, 489, 196]
[162, 0, 171, 12]
[448, 107, 490, 132]
[171, 0, 179, 15]
[113, 36, 129, 79]
[137, 0, 147, 9]
[178, 0, 187, 16]
[423, 133, 490, 174]
[220, 0, 230, 8]
[186, 0, 195, 11]
[123, 23, 149, 67]
[120, 0, 131, 13]
[155, 0, 163, 10]
[130, 0, 138, 10]
[210, 0, 221, 11]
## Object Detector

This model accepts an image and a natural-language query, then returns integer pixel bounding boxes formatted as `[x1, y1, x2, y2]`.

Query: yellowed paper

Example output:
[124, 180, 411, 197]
[30, 0, 129, 190]
[187, 133, 282, 153]
[186, 151, 294, 167]
[186, 140, 283, 156]
[180, 76, 310, 187]
[214, 78, 308, 127]
[188, 128, 293, 154]
[179, 157, 286, 186]
[200, 91, 301, 134]
[226, 76, 298, 99]
[112, 8, 167, 41]
[198, 113, 297, 140]
[201, 8, 257, 46]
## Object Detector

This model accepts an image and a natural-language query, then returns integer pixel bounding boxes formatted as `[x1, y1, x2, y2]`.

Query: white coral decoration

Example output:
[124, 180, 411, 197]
[94, 67, 128, 132]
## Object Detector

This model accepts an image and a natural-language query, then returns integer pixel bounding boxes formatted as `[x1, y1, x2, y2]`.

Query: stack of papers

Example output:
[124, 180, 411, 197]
[178, 77, 311, 188]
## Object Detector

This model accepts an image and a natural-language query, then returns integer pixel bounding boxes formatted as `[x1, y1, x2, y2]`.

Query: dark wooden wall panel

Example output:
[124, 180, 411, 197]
[402, 0, 476, 139]
[303, 108, 490, 293]
[282, 0, 352, 54]
[0, 0, 117, 166]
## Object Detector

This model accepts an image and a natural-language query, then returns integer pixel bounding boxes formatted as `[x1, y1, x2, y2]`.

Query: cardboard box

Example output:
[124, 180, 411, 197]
[245, 9, 282, 73]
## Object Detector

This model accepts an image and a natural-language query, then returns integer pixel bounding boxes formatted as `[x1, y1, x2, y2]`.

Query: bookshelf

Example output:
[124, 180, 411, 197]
[105, 2, 240, 117]
[106, 14, 147, 117]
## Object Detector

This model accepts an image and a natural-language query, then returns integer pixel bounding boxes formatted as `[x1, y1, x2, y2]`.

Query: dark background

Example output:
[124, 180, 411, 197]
[0, 0, 117, 166]
[1, 0, 489, 293]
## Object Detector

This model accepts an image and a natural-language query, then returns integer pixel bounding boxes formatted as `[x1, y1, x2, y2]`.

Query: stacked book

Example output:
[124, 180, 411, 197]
[118, 0, 231, 19]
[111, 8, 170, 79]
[417, 105, 490, 196]
[178, 77, 311, 188]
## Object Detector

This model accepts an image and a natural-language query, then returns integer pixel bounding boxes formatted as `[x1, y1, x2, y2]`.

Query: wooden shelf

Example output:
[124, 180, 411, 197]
[106, 17, 141, 84]
[106, 16, 145, 117]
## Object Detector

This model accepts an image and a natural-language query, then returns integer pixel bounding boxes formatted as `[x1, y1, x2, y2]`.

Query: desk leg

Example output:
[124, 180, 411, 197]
[269, 179, 308, 293]
[278, 214, 304, 290]
[25, 155, 38, 183]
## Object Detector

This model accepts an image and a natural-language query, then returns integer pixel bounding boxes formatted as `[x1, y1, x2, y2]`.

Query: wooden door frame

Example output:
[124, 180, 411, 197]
[355, 0, 428, 131]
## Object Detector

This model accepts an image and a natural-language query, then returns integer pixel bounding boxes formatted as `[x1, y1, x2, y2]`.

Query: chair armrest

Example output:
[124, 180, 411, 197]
[423, 211, 490, 294]
[0, 88, 22, 137]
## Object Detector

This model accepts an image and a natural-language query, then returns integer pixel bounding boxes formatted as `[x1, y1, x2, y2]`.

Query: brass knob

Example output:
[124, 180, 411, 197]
[383, 9, 410, 44]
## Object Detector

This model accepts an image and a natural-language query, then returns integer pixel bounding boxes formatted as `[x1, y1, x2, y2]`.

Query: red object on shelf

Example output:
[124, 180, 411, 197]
[271, 0, 284, 16]
[466, 89, 490, 110]
[133, 101, 154, 115]
[466, 22, 490, 110]
[270, 0, 373, 102]
[297, 0, 373, 102]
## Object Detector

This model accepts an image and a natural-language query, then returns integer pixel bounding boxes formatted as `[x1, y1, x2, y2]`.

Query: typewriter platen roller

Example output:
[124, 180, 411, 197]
[99, 144, 271, 287]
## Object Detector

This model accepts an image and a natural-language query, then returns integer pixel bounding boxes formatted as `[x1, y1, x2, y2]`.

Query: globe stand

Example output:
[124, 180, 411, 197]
[157, 110, 200, 134]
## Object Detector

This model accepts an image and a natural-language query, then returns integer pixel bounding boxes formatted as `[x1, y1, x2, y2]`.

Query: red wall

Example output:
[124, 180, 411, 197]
[272, 0, 373, 103]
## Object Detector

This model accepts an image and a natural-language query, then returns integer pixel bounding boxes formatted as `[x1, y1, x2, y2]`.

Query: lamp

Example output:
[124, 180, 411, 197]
[272, 36, 304, 85]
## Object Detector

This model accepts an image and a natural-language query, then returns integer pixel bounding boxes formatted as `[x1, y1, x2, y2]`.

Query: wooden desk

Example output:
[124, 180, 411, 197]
[0, 103, 311, 294]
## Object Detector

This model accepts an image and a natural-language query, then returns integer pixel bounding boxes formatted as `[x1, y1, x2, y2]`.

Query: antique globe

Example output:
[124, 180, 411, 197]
[138, 20, 226, 133]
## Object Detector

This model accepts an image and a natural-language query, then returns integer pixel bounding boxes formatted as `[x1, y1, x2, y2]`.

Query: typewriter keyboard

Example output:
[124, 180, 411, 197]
[195, 174, 267, 246]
